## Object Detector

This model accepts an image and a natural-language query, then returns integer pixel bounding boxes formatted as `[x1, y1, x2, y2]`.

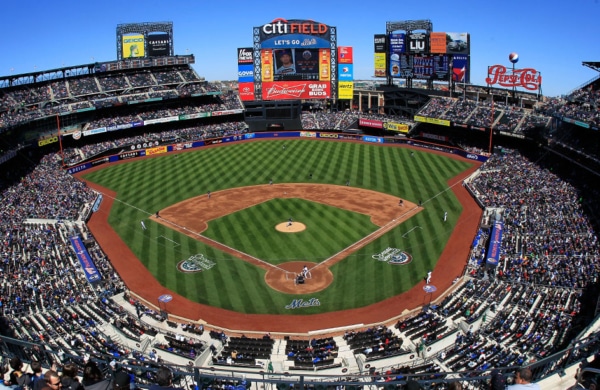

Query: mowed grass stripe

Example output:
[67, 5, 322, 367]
[203, 198, 377, 264]
[83, 139, 475, 314]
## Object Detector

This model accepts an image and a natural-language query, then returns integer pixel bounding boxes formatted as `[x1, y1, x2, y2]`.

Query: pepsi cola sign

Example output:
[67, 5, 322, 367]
[486, 65, 542, 91]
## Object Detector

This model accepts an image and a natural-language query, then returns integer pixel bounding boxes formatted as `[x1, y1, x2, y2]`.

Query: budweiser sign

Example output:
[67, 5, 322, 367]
[485, 65, 542, 91]
[262, 82, 331, 100]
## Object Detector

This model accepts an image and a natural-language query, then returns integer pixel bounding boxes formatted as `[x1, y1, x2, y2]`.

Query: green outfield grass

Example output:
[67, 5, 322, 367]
[83, 139, 475, 315]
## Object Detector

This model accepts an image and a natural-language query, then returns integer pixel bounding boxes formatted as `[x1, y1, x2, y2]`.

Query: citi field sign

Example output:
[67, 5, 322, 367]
[261, 18, 329, 36]
[258, 18, 332, 48]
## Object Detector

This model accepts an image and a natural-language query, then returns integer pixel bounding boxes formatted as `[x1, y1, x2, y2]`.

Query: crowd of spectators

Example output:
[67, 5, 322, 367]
[61, 121, 248, 165]
[0, 134, 598, 389]
[540, 88, 600, 128]
[469, 149, 599, 288]
[300, 110, 359, 130]
[0, 153, 124, 321]
[417, 97, 551, 134]
[300, 110, 414, 132]
[0, 66, 234, 130]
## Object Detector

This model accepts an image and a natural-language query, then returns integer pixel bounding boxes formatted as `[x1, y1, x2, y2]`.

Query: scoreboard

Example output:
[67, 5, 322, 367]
[240, 18, 339, 101]
[375, 29, 470, 83]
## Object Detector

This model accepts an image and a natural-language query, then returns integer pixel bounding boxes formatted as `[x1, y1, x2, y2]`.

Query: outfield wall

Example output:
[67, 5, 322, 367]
[67, 131, 488, 175]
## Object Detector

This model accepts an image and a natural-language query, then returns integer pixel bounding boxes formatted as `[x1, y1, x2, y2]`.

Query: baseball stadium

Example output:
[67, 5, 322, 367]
[1, 17, 600, 390]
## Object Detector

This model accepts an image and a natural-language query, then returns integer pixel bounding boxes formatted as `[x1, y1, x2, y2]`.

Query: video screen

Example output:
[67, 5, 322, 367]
[269, 48, 329, 81]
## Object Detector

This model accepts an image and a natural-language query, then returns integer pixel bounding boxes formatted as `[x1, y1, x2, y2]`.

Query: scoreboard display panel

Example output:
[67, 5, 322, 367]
[385, 29, 469, 83]
[255, 18, 336, 101]
[267, 48, 330, 82]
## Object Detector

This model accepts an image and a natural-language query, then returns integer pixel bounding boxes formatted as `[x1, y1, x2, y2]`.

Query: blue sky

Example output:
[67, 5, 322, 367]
[1, 0, 599, 97]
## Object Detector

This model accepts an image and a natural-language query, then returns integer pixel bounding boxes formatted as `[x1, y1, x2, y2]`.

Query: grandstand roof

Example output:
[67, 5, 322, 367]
[583, 62, 600, 72]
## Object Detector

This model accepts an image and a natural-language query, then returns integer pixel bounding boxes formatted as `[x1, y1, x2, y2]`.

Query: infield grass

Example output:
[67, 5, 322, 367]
[83, 139, 475, 315]
[204, 198, 377, 264]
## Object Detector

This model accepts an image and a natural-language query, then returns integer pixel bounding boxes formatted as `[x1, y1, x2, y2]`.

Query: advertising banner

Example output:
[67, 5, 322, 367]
[414, 116, 451, 126]
[486, 65, 542, 91]
[122, 34, 145, 58]
[452, 55, 468, 83]
[389, 33, 406, 54]
[383, 122, 409, 133]
[83, 127, 107, 136]
[179, 112, 211, 120]
[374, 34, 387, 53]
[258, 19, 331, 49]
[38, 136, 59, 147]
[338, 64, 353, 81]
[144, 116, 179, 125]
[362, 136, 384, 144]
[261, 49, 274, 82]
[408, 32, 428, 53]
[446, 32, 469, 54]
[237, 47, 253, 64]
[429, 32, 447, 54]
[486, 221, 504, 267]
[374, 53, 386, 77]
[338, 46, 353, 63]
[262, 81, 331, 100]
[238, 82, 255, 101]
[338, 81, 354, 99]
[146, 146, 167, 156]
[318, 132, 339, 139]
[359, 118, 384, 129]
[69, 236, 102, 283]
[238, 64, 254, 83]
[147, 33, 169, 57]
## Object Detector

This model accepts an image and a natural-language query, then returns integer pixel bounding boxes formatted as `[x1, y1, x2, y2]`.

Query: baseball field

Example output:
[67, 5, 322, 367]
[81, 138, 481, 332]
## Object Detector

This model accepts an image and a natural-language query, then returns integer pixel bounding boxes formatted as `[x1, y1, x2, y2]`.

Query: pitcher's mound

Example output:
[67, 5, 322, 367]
[276, 222, 306, 233]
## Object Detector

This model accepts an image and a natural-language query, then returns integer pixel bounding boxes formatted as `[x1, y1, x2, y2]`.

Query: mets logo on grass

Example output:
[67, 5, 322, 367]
[372, 247, 413, 265]
[178, 254, 216, 273]
[285, 298, 321, 310]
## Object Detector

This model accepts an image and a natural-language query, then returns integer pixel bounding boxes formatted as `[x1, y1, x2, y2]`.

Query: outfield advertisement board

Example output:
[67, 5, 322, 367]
[414, 116, 451, 127]
[383, 122, 409, 133]
[66, 132, 488, 175]
[359, 118, 384, 129]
